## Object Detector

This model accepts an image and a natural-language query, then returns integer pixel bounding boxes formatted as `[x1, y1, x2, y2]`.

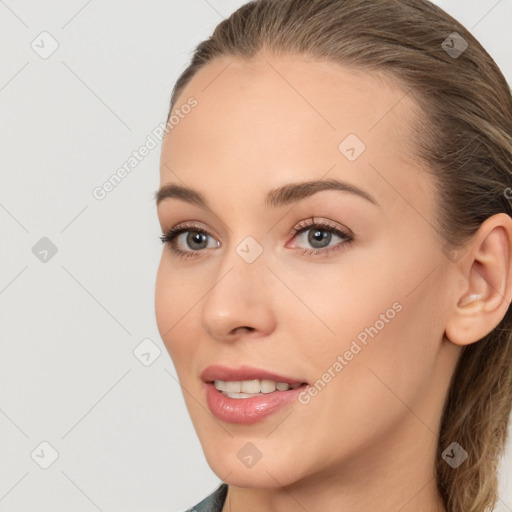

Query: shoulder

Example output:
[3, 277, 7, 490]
[183, 483, 228, 512]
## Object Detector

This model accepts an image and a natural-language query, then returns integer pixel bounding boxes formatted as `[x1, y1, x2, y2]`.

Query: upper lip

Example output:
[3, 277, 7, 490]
[201, 365, 308, 385]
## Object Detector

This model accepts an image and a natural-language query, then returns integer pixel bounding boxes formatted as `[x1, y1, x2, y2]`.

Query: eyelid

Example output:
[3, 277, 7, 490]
[163, 220, 221, 241]
[287, 216, 353, 238]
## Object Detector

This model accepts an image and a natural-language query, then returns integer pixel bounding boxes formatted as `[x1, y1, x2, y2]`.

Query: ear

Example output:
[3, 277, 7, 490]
[445, 213, 512, 346]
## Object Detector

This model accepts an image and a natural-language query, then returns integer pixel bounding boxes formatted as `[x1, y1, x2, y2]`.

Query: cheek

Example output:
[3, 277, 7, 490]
[279, 258, 401, 365]
[288, 254, 439, 416]
[154, 255, 200, 362]
[154, 256, 174, 341]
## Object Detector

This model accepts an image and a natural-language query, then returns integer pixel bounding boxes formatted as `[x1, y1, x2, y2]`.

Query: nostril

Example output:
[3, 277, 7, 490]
[233, 326, 254, 334]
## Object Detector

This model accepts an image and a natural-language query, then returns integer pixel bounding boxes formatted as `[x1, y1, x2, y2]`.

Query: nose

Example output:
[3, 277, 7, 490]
[200, 251, 277, 342]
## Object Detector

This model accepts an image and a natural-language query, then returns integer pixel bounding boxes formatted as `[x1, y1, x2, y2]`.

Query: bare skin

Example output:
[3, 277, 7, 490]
[154, 51, 512, 512]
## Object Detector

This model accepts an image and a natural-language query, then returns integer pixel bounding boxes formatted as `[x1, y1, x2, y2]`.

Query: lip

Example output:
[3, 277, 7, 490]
[204, 381, 309, 424]
[200, 364, 308, 385]
[201, 365, 309, 425]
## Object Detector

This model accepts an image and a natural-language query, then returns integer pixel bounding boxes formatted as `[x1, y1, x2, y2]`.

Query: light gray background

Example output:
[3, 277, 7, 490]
[0, 1, 511, 511]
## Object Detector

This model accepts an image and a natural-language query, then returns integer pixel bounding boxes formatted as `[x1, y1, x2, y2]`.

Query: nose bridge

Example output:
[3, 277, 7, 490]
[200, 233, 276, 339]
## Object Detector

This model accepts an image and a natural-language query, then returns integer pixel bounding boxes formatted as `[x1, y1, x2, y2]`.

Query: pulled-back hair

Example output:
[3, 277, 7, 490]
[166, 2, 512, 510]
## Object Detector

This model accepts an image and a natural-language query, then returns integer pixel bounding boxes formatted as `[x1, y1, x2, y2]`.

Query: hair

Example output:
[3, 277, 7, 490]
[166, 1, 512, 511]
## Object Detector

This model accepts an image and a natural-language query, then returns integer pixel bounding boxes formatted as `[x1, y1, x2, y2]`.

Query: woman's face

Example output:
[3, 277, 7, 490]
[155, 53, 462, 489]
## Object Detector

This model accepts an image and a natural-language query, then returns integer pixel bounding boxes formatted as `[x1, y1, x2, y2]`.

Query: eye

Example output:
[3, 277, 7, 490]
[287, 217, 354, 257]
[159, 217, 354, 260]
[159, 222, 220, 260]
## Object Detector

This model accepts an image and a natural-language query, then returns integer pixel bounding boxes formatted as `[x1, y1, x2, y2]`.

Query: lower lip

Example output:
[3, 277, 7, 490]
[204, 382, 308, 424]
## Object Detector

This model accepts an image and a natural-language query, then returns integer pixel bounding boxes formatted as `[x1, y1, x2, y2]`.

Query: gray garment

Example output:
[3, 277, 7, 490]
[185, 483, 228, 512]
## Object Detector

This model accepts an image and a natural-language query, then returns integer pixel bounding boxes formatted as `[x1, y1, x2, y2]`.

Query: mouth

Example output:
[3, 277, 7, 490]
[201, 364, 308, 394]
[203, 382, 309, 425]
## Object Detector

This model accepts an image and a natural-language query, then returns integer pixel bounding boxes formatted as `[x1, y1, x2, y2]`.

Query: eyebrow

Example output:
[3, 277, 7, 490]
[154, 178, 379, 209]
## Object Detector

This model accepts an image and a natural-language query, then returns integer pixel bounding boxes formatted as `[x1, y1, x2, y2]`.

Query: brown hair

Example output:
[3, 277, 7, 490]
[166, 1, 512, 511]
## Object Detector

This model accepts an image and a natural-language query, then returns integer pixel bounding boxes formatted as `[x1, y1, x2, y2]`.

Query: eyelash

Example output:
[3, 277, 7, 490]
[159, 217, 354, 260]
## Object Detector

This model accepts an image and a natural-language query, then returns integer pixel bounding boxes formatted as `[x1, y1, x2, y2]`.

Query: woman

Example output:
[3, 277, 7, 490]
[154, 1, 512, 511]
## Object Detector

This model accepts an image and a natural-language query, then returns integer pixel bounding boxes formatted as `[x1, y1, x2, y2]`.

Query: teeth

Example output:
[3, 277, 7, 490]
[214, 379, 302, 395]
[260, 380, 276, 393]
[224, 381, 241, 393]
[241, 379, 260, 394]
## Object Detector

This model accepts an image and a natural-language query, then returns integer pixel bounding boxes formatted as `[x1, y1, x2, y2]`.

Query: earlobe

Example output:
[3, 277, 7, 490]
[445, 213, 512, 346]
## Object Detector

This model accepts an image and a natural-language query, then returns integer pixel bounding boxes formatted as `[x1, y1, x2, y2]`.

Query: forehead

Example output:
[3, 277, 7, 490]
[160, 52, 434, 218]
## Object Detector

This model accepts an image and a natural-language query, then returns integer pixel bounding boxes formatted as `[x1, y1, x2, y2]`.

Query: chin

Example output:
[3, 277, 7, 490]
[214, 465, 298, 489]
[203, 447, 305, 489]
